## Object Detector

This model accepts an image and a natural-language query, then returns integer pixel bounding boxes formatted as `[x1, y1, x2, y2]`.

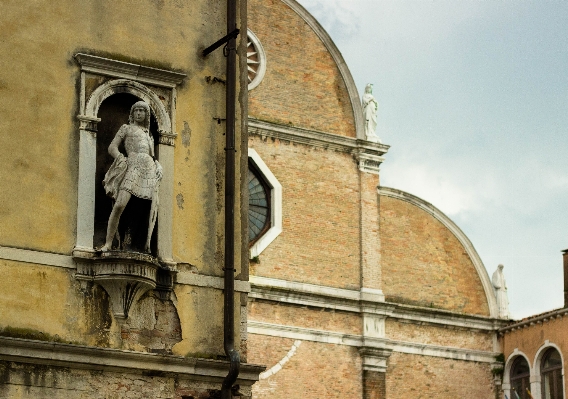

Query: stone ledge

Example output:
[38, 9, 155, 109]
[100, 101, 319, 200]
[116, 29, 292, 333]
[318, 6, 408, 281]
[248, 118, 389, 156]
[249, 276, 507, 331]
[248, 321, 499, 364]
[0, 336, 264, 384]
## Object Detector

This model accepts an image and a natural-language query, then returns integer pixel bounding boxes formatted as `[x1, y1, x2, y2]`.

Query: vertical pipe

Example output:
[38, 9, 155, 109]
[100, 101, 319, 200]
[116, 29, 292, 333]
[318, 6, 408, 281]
[222, 0, 240, 397]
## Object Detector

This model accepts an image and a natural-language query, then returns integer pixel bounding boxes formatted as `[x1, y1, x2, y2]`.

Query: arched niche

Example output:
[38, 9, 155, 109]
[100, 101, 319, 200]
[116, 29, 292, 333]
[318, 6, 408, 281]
[74, 54, 185, 266]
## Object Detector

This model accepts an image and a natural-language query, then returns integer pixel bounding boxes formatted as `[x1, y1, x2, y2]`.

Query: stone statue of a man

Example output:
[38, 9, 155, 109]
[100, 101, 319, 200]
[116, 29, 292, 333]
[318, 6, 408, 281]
[492, 264, 510, 319]
[362, 83, 380, 143]
[101, 100, 163, 253]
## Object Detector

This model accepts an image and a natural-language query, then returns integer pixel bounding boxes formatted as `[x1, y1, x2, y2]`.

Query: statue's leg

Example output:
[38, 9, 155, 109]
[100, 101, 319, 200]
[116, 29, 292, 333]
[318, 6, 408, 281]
[145, 184, 160, 253]
[101, 190, 131, 251]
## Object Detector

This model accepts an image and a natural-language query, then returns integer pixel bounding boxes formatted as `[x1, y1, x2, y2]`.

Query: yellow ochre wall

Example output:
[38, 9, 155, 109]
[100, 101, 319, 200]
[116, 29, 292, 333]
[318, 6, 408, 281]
[0, 0, 248, 357]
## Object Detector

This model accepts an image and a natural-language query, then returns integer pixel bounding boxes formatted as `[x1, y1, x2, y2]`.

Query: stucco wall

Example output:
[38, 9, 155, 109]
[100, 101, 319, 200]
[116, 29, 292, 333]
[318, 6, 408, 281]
[0, 0, 248, 364]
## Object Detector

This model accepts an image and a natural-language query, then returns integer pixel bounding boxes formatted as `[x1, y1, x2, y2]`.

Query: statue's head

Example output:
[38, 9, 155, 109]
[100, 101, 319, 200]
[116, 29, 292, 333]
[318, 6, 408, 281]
[365, 83, 373, 94]
[129, 100, 151, 130]
[498, 264, 504, 270]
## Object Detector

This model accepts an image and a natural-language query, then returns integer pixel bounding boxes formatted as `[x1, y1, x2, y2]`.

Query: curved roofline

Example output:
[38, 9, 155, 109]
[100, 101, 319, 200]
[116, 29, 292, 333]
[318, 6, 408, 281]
[379, 186, 499, 318]
[281, 0, 365, 139]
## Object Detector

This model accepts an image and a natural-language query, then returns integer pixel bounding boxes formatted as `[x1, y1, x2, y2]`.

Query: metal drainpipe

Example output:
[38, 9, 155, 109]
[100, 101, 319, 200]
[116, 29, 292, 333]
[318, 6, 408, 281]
[221, 0, 240, 397]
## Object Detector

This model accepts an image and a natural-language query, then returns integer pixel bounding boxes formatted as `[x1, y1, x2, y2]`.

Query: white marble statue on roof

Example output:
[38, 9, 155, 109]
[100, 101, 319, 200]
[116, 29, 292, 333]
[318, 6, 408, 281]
[492, 264, 510, 319]
[362, 83, 380, 143]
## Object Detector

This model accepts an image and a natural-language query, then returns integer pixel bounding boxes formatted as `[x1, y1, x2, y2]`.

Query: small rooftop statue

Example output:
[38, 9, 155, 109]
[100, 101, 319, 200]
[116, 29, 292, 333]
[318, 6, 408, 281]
[492, 264, 510, 319]
[362, 83, 380, 143]
[101, 100, 163, 254]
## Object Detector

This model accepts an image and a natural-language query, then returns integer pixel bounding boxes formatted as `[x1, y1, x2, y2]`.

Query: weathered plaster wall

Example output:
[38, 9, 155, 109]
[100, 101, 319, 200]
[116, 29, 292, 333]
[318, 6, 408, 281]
[379, 195, 490, 316]
[0, 360, 227, 399]
[501, 315, 568, 374]
[248, 0, 356, 137]
[248, 136, 361, 290]
[0, 0, 248, 371]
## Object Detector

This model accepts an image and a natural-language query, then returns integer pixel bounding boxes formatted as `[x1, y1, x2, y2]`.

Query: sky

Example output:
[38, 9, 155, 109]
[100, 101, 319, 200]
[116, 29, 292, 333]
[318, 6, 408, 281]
[296, 0, 568, 319]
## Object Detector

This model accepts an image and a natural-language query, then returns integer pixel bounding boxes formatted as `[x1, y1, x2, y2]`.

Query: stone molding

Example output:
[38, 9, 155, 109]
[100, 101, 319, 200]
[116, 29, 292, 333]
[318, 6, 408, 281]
[249, 276, 507, 331]
[259, 340, 302, 380]
[249, 118, 389, 156]
[0, 336, 264, 385]
[280, 0, 365, 140]
[75, 53, 186, 89]
[358, 347, 392, 373]
[499, 307, 568, 334]
[0, 245, 250, 293]
[248, 148, 283, 258]
[248, 321, 500, 363]
[378, 187, 500, 319]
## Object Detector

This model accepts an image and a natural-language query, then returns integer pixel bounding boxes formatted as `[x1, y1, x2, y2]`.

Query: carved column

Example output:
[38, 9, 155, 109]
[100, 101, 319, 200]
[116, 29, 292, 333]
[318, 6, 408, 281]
[157, 130, 177, 266]
[74, 115, 100, 255]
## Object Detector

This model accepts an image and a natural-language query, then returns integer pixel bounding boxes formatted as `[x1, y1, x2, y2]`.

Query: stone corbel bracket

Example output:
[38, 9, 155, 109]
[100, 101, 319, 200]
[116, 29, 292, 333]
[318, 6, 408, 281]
[75, 251, 176, 322]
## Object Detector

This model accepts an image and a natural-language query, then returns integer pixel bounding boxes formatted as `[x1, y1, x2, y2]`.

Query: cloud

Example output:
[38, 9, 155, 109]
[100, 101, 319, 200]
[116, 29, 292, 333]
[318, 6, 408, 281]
[297, 0, 360, 41]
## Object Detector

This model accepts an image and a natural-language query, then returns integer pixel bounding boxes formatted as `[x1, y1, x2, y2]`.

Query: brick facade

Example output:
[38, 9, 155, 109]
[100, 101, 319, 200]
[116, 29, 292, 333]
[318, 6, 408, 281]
[248, 0, 356, 137]
[248, 136, 361, 290]
[379, 195, 490, 316]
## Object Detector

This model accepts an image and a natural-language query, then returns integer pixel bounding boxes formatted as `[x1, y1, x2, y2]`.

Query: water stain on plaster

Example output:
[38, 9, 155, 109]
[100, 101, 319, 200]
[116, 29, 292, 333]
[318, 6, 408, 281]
[176, 193, 185, 210]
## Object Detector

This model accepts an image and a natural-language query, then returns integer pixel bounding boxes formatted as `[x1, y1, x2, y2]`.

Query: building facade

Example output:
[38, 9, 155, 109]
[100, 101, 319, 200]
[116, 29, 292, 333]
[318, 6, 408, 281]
[245, 1, 509, 398]
[499, 251, 568, 399]
[0, 1, 263, 398]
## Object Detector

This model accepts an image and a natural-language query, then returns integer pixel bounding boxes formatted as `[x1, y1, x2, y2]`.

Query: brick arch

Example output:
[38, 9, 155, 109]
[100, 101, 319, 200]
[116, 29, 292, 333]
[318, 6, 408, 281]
[379, 187, 497, 317]
[248, 0, 361, 138]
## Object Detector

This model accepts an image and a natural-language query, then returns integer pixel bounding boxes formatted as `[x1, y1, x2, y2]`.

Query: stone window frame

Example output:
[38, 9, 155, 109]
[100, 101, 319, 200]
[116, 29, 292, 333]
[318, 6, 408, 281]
[247, 29, 267, 91]
[73, 54, 185, 266]
[535, 344, 565, 399]
[248, 148, 281, 258]
[504, 351, 533, 399]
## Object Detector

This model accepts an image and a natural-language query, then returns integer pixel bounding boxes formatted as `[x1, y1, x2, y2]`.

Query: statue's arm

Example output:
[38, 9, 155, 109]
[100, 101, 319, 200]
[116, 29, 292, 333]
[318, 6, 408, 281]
[108, 125, 128, 159]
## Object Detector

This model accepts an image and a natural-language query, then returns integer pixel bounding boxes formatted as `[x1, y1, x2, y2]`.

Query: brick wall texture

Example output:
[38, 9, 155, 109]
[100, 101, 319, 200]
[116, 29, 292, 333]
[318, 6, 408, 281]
[386, 319, 493, 351]
[249, 136, 361, 290]
[379, 195, 490, 316]
[248, 0, 356, 137]
[250, 300, 362, 335]
[386, 353, 495, 398]
[248, 335, 363, 399]
[363, 370, 386, 399]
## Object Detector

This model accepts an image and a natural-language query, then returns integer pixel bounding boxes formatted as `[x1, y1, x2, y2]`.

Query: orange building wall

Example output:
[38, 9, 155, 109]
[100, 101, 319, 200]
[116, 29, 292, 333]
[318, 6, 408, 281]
[248, 0, 356, 137]
[379, 195, 490, 316]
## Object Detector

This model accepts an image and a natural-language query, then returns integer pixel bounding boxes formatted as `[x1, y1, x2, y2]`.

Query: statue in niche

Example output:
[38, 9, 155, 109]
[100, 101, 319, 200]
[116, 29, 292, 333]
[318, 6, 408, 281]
[362, 83, 380, 143]
[492, 264, 510, 319]
[100, 101, 163, 253]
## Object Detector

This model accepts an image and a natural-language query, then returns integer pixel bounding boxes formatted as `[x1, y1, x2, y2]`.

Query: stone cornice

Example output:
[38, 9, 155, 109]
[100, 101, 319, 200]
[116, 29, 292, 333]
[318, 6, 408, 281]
[0, 336, 264, 384]
[378, 187, 500, 319]
[499, 307, 568, 334]
[75, 53, 186, 88]
[0, 246, 250, 293]
[249, 276, 507, 331]
[248, 321, 499, 363]
[248, 118, 389, 156]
